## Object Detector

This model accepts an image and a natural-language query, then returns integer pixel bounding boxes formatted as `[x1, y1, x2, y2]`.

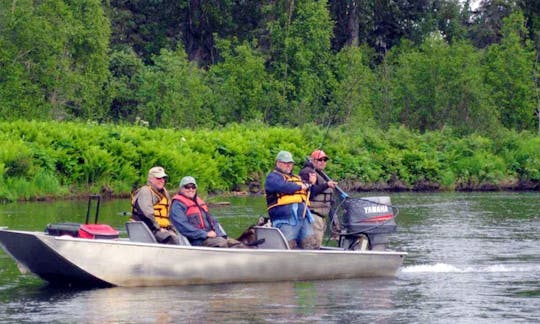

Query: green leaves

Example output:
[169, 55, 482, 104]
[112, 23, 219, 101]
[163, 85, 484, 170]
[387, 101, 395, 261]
[1, 1, 538, 135]
[0, 121, 539, 201]
[136, 48, 212, 128]
[484, 11, 536, 131]
[0, 0, 111, 121]
[388, 37, 495, 134]
[208, 39, 279, 125]
[267, 0, 335, 125]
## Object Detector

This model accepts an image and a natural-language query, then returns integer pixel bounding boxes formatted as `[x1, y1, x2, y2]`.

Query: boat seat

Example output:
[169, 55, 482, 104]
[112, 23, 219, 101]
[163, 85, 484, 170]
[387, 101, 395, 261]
[125, 221, 191, 246]
[177, 233, 191, 246]
[254, 226, 290, 249]
[217, 223, 227, 236]
[125, 221, 157, 243]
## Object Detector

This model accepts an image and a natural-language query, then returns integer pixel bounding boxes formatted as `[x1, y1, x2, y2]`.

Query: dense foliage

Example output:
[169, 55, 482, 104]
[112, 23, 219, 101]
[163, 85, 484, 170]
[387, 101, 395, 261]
[1, 2, 540, 201]
[0, 121, 538, 202]
[1, 1, 539, 134]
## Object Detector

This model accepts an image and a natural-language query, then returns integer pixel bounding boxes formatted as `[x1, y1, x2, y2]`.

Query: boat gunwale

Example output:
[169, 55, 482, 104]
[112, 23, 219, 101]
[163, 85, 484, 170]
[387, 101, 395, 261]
[2, 228, 407, 256]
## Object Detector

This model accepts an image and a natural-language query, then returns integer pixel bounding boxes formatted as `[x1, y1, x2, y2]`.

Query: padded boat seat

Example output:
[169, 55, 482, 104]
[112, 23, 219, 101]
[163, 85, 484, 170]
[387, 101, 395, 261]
[177, 233, 191, 246]
[254, 226, 290, 249]
[125, 221, 157, 243]
[125, 221, 191, 246]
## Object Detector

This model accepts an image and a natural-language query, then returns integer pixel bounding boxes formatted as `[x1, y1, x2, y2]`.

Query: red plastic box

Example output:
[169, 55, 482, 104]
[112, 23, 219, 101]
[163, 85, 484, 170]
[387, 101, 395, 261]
[78, 224, 119, 239]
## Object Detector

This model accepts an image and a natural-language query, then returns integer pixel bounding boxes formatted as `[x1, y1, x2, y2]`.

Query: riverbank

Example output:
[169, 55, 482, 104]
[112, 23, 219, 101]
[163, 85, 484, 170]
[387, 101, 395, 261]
[340, 178, 540, 192]
[19, 179, 539, 204]
[1, 121, 539, 202]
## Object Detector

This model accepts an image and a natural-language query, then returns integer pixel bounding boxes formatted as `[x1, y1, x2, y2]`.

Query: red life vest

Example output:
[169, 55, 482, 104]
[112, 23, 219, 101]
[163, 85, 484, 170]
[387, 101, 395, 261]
[172, 194, 212, 230]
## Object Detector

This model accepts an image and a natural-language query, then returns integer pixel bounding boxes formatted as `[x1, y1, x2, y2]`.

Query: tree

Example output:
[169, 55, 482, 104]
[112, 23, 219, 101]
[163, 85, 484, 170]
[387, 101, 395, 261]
[0, 0, 51, 119]
[107, 48, 145, 123]
[62, 0, 112, 120]
[105, 1, 267, 67]
[104, 0, 186, 64]
[520, 0, 540, 53]
[329, 46, 375, 127]
[135, 47, 213, 128]
[329, 0, 434, 59]
[207, 38, 282, 125]
[433, 0, 469, 43]
[0, 0, 111, 121]
[389, 35, 496, 134]
[468, 0, 517, 48]
[484, 11, 537, 131]
[267, 0, 336, 125]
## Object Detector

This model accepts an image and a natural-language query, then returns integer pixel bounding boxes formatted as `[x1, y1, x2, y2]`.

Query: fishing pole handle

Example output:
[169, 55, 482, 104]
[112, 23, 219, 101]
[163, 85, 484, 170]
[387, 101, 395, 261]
[335, 185, 349, 198]
[315, 169, 349, 198]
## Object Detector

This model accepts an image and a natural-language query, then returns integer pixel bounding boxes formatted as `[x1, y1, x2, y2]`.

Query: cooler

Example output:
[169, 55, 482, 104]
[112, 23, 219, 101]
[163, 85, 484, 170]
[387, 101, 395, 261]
[45, 222, 81, 237]
[78, 224, 119, 239]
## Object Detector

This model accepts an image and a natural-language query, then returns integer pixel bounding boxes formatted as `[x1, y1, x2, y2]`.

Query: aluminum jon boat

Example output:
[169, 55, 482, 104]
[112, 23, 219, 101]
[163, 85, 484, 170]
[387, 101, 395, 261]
[0, 195, 406, 287]
[0, 227, 405, 287]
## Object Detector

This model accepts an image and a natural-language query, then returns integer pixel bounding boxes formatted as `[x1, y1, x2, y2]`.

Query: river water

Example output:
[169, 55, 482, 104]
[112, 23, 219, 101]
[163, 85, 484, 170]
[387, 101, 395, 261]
[0, 192, 538, 323]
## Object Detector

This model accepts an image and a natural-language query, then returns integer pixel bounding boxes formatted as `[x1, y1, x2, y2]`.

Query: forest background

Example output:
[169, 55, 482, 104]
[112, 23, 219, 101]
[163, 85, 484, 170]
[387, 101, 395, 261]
[0, 0, 539, 202]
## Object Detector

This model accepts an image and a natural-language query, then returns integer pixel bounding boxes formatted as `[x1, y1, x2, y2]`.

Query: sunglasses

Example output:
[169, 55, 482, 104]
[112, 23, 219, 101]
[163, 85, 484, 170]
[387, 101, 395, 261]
[183, 184, 196, 190]
[316, 158, 328, 162]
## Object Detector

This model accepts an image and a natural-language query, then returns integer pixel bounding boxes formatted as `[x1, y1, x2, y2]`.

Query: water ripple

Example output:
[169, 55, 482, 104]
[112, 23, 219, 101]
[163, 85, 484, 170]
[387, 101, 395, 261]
[400, 262, 540, 274]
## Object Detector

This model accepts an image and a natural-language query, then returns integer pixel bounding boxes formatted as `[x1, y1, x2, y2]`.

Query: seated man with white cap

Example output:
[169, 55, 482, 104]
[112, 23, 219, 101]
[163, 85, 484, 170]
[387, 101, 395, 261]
[131, 166, 180, 244]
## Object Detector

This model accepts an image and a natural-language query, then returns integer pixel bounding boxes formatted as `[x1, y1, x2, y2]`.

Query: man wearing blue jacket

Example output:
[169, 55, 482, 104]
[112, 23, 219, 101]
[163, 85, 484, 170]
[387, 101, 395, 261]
[170, 176, 244, 248]
[265, 151, 317, 249]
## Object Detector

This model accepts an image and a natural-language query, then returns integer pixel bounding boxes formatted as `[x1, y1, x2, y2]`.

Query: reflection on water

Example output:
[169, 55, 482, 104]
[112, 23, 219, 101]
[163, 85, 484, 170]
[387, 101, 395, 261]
[1, 192, 539, 322]
[1, 279, 402, 323]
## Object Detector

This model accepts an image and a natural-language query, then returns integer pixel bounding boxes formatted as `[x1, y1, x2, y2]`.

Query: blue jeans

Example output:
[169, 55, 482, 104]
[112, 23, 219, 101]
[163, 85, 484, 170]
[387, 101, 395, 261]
[276, 218, 313, 242]
[274, 210, 315, 248]
[271, 203, 317, 248]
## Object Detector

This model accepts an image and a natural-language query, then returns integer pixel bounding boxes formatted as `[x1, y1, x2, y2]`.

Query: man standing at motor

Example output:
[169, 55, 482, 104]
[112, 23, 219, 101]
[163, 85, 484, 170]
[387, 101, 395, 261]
[265, 150, 318, 249]
[300, 150, 338, 247]
[131, 166, 180, 244]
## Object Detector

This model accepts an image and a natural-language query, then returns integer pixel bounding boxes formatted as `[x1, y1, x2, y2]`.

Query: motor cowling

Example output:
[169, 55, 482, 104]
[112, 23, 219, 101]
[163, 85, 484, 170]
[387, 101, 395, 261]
[339, 196, 397, 250]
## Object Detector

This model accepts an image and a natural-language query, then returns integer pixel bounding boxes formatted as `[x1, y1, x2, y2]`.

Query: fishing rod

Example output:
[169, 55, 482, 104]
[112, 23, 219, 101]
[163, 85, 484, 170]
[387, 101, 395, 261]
[315, 168, 349, 199]
[308, 113, 351, 242]
[310, 115, 349, 199]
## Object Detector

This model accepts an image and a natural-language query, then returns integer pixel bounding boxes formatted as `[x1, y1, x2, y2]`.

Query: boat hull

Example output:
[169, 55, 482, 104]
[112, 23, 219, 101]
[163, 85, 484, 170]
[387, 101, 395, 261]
[0, 229, 406, 287]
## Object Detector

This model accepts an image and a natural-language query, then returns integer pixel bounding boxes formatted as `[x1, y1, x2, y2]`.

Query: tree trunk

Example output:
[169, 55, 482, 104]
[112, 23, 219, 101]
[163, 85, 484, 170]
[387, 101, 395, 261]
[346, 0, 359, 47]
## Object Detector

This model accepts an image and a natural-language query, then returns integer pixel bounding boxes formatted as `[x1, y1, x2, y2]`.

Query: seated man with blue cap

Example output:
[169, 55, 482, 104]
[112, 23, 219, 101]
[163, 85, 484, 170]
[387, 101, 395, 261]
[170, 176, 245, 248]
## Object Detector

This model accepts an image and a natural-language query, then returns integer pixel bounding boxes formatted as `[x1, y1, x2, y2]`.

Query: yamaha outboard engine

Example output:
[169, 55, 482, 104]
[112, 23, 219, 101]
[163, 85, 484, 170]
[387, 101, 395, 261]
[338, 196, 397, 251]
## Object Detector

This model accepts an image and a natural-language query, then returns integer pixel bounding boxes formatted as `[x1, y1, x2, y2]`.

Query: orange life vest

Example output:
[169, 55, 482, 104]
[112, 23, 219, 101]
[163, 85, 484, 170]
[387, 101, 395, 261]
[131, 185, 171, 228]
[266, 171, 309, 210]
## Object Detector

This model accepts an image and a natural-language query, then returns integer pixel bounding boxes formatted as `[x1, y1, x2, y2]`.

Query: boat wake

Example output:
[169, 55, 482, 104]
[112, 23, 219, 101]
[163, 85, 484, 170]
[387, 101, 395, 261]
[400, 262, 540, 274]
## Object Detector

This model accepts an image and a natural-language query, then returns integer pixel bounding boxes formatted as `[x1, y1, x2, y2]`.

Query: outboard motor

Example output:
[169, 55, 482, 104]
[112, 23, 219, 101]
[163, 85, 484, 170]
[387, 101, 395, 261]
[338, 196, 397, 251]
